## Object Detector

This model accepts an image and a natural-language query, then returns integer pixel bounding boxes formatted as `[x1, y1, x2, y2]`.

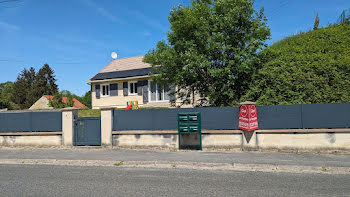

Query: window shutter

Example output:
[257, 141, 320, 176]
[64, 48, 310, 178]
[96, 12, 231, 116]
[142, 80, 149, 103]
[95, 85, 100, 99]
[110, 83, 118, 96]
[137, 81, 143, 95]
[123, 82, 128, 96]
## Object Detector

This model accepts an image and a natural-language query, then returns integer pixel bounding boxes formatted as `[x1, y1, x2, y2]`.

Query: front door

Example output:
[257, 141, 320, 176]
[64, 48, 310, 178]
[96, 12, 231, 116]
[74, 117, 101, 146]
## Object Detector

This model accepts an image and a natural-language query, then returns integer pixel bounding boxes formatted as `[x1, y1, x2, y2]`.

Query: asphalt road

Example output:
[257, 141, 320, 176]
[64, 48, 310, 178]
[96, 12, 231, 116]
[0, 164, 349, 197]
[0, 148, 349, 167]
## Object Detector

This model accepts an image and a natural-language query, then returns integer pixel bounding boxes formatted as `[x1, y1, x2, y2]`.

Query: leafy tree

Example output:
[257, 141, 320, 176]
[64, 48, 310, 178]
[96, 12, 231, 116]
[242, 24, 350, 105]
[49, 91, 74, 109]
[30, 64, 58, 105]
[144, 0, 270, 106]
[0, 81, 18, 110]
[12, 64, 59, 109]
[80, 91, 91, 109]
[12, 67, 36, 109]
[313, 13, 320, 30]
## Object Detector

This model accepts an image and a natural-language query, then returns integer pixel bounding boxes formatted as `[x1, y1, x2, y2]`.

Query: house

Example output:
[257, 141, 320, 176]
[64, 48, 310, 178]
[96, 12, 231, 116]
[29, 95, 87, 110]
[88, 55, 200, 109]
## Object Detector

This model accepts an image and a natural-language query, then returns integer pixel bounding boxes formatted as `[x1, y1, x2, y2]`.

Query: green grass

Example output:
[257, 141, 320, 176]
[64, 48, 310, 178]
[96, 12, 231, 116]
[114, 161, 124, 167]
[78, 109, 101, 117]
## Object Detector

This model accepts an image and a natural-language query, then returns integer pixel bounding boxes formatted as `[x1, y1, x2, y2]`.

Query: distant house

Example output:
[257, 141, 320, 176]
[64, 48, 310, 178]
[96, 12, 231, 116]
[88, 55, 200, 109]
[29, 95, 87, 110]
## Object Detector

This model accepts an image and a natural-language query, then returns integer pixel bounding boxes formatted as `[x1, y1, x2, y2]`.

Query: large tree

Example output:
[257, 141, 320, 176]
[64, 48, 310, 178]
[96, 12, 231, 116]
[29, 64, 58, 106]
[12, 67, 36, 109]
[144, 0, 270, 106]
[12, 64, 59, 109]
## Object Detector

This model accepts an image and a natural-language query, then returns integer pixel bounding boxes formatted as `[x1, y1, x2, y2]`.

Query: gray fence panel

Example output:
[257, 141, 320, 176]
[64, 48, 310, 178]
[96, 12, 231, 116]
[0, 112, 31, 132]
[197, 107, 239, 130]
[302, 103, 350, 128]
[0, 111, 62, 132]
[257, 105, 303, 129]
[113, 107, 239, 131]
[31, 112, 62, 132]
[113, 110, 154, 131]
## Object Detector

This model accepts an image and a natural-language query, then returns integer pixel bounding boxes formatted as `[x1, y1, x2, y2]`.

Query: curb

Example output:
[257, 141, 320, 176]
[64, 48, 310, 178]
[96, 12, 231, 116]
[0, 159, 349, 175]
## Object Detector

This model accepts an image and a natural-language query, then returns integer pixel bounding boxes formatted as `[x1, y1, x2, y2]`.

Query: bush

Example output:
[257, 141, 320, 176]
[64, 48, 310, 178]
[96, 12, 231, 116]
[243, 24, 350, 105]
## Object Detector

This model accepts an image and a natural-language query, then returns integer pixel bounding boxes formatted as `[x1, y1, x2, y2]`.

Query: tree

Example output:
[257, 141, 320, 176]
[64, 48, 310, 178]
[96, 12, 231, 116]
[242, 24, 350, 105]
[49, 91, 74, 109]
[11, 64, 59, 109]
[313, 13, 320, 30]
[0, 81, 18, 110]
[80, 91, 91, 109]
[12, 67, 36, 109]
[144, 0, 270, 106]
[30, 64, 58, 105]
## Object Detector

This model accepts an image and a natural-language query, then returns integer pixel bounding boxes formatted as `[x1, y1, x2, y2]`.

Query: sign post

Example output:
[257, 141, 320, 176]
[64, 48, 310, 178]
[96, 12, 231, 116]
[239, 101, 258, 131]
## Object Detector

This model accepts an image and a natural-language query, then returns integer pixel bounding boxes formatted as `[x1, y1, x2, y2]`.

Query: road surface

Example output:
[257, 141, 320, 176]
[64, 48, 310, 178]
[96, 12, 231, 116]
[0, 164, 349, 197]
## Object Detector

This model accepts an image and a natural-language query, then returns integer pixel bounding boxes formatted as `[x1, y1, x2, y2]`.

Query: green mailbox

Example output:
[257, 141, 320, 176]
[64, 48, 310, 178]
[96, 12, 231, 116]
[177, 112, 202, 150]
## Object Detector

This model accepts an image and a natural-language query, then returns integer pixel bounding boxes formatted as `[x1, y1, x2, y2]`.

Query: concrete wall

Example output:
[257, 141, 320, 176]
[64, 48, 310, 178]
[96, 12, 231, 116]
[256, 133, 350, 150]
[0, 135, 62, 146]
[113, 134, 178, 148]
[112, 131, 350, 151]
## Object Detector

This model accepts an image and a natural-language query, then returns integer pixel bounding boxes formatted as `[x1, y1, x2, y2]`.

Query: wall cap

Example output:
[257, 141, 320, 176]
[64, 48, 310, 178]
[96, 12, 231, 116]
[60, 107, 79, 112]
[239, 101, 256, 105]
[100, 107, 115, 111]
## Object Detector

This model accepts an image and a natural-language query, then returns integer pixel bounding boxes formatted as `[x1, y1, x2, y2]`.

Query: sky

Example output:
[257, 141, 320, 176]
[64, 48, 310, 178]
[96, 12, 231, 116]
[0, 0, 349, 96]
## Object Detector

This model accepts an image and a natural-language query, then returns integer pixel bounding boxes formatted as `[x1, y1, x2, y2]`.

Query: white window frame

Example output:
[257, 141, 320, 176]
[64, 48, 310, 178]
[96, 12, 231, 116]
[128, 81, 138, 96]
[148, 80, 170, 102]
[100, 84, 110, 97]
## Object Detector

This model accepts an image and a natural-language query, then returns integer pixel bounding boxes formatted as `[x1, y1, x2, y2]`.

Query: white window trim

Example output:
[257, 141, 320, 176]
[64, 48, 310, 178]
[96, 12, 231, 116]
[100, 84, 110, 97]
[128, 81, 138, 96]
[148, 80, 170, 103]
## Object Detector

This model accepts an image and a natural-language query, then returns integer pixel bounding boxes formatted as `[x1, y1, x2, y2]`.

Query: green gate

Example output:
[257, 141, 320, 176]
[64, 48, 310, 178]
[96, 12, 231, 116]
[74, 117, 101, 146]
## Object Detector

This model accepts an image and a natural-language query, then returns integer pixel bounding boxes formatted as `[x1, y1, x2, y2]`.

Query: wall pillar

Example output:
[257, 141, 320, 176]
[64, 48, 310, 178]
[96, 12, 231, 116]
[61, 108, 77, 146]
[101, 107, 113, 147]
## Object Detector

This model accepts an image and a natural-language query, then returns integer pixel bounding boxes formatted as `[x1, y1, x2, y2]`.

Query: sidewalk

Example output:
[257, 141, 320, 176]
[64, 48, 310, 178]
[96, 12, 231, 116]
[0, 147, 350, 174]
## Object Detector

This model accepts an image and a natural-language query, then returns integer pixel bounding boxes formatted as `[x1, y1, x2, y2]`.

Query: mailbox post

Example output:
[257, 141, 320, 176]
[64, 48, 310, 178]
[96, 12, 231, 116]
[178, 112, 202, 150]
[238, 101, 258, 131]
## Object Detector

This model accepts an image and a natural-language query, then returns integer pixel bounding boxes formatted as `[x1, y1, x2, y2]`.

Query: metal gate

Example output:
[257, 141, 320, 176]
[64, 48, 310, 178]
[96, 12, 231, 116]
[74, 117, 101, 146]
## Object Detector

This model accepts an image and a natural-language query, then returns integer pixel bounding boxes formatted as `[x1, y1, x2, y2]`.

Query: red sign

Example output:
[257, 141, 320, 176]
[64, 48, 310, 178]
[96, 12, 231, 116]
[239, 104, 258, 131]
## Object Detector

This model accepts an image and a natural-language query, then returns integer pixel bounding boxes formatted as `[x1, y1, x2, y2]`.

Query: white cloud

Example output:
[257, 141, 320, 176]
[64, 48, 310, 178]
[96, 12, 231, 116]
[81, 0, 124, 24]
[0, 21, 20, 31]
[123, 7, 168, 32]
[143, 30, 152, 36]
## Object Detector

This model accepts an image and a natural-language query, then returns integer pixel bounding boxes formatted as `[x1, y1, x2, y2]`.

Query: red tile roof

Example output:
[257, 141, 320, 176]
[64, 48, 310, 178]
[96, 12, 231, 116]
[43, 95, 87, 109]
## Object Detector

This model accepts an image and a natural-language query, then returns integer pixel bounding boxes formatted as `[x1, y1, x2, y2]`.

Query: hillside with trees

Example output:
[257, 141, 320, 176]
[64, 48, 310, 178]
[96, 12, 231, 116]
[242, 24, 350, 105]
[0, 64, 91, 110]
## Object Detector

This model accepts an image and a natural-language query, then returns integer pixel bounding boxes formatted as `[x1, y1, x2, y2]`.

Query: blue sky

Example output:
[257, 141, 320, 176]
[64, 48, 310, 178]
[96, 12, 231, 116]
[0, 0, 349, 96]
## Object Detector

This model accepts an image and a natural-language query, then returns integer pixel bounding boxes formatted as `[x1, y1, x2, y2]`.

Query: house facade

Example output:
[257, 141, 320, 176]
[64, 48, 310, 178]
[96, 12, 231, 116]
[89, 56, 181, 109]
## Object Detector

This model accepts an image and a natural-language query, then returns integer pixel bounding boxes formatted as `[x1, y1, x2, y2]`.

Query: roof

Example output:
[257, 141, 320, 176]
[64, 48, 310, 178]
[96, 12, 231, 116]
[90, 56, 154, 82]
[90, 67, 154, 81]
[44, 95, 87, 109]
[99, 56, 151, 73]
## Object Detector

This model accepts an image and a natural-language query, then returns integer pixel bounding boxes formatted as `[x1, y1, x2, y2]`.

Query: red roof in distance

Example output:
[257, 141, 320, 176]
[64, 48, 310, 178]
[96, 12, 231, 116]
[43, 95, 87, 109]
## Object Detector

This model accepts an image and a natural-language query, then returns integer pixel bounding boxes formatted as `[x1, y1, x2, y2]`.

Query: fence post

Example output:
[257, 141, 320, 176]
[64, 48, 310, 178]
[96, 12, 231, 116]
[101, 107, 113, 147]
[61, 107, 78, 146]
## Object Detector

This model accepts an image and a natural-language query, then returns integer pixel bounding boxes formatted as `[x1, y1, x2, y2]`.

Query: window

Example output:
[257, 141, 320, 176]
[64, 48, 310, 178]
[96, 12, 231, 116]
[128, 81, 137, 95]
[149, 81, 171, 102]
[101, 84, 110, 97]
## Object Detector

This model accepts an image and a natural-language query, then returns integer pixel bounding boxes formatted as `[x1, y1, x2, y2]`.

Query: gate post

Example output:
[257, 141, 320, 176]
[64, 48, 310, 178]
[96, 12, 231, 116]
[101, 107, 113, 147]
[61, 107, 78, 146]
